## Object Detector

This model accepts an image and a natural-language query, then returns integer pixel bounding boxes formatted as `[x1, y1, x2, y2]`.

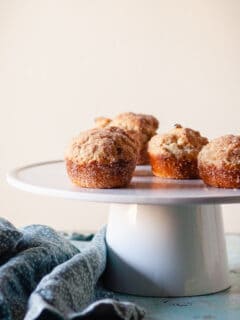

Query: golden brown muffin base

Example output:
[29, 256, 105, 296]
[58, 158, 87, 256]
[198, 163, 240, 188]
[66, 159, 136, 188]
[149, 154, 199, 179]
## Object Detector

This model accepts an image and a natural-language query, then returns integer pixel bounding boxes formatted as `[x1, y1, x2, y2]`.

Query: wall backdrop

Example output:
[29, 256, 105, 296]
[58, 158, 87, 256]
[1, 0, 240, 232]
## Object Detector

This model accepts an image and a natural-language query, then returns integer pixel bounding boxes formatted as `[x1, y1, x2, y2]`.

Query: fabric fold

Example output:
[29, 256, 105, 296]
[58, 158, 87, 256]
[0, 218, 23, 263]
[0, 219, 145, 320]
[25, 229, 145, 320]
[0, 223, 79, 320]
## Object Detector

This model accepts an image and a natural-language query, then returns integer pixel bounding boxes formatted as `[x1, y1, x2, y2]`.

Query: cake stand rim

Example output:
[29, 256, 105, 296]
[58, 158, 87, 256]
[6, 159, 240, 205]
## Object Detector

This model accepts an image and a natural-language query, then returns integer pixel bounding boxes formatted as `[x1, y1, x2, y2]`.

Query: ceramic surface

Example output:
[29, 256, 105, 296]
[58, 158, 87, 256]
[6, 160, 240, 205]
[7, 161, 232, 297]
[104, 203, 230, 296]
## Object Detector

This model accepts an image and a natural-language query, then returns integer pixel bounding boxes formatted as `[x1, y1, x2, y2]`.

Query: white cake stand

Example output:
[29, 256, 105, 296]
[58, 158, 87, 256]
[8, 160, 240, 297]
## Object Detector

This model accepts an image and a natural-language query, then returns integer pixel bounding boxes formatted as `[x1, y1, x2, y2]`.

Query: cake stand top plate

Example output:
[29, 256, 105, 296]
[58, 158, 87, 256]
[7, 160, 240, 205]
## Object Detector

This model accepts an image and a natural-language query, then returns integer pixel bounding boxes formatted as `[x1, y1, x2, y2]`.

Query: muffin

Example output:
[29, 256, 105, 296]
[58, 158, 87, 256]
[65, 126, 138, 188]
[198, 135, 240, 188]
[148, 124, 208, 179]
[95, 112, 159, 165]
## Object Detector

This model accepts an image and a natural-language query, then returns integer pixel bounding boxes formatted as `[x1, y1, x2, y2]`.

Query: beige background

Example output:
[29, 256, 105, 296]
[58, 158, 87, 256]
[0, 0, 240, 232]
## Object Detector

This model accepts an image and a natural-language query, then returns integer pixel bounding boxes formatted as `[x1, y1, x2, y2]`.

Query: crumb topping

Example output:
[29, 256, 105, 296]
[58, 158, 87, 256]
[109, 112, 159, 144]
[198, 135, 240, 167]
[65, 126, 138, 165]
[148, 125, 208, 158]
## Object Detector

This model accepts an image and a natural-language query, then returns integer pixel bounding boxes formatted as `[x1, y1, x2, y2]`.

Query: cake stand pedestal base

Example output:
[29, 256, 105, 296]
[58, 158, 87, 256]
[104, 203, 230, 297]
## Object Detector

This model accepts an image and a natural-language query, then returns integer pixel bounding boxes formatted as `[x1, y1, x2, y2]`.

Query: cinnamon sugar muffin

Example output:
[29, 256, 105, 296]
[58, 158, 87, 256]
[95, 112, 159, 165]
[148, 124, 208, 179]
[65, 126, 138, 188]
[198, 135, 240, 188]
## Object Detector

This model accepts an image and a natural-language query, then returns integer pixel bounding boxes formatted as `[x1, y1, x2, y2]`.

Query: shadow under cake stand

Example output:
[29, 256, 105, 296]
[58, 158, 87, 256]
[7, 160, 240, 297]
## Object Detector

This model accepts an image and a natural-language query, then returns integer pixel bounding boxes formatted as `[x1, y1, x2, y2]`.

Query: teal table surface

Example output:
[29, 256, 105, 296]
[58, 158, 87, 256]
[73, 235, 240, 320]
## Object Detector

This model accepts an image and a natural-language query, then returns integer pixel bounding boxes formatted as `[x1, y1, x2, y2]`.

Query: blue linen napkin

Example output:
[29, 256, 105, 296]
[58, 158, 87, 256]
[0, 218, 79, 320]
[0, 218, 145, 320]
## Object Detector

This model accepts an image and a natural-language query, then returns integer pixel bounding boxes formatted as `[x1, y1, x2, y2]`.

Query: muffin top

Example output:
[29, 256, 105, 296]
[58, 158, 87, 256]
[95, 112, 159, 144]
[198, 135, 240, 167]
[148, 124, 208, 158]
[110, 112, 159, 144]
[65, 126, 138, 165]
